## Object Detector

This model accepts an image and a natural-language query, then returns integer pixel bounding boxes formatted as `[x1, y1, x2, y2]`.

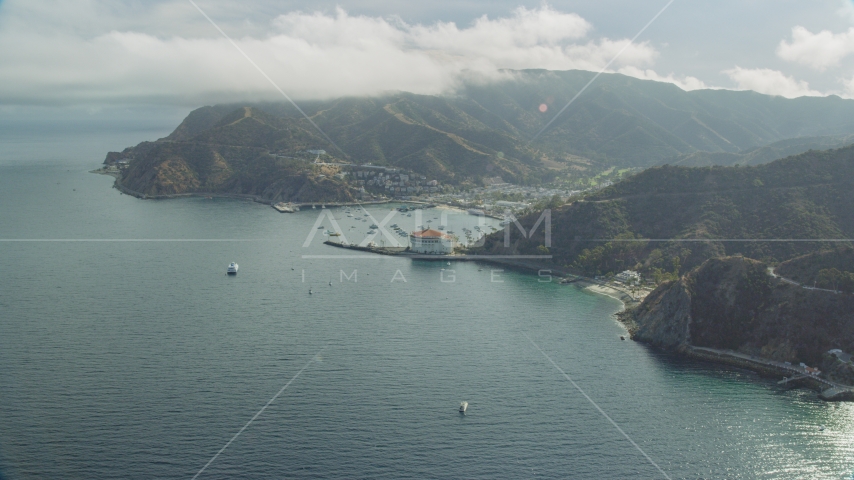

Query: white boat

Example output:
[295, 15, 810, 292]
[459, 401, 468, 413]
[227, 262, 238, 275]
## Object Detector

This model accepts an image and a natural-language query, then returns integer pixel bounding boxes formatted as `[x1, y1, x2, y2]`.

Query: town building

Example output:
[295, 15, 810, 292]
[615, 270, 641, 284]
[828, 349, 853, 364]
[410, 228, 456, 254]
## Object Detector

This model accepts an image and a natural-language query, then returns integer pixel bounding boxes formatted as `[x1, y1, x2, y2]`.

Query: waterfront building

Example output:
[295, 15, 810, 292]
[410, 228, 455, 254]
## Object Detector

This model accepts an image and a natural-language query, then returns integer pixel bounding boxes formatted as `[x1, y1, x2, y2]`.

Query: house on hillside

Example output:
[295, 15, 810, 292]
[615, 270, 641, 284]
[828, 349, 853, 364]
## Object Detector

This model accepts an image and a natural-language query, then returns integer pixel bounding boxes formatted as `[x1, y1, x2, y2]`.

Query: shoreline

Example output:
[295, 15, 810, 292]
[96, 167, 649, 309]
[92, 174, 849, 400]
[92, 167, 403, 207]
[92, 167, 456, 209]
[319, 240, 650, 306]
[680, 346, 854, 401]
[96, 168, 651, 309]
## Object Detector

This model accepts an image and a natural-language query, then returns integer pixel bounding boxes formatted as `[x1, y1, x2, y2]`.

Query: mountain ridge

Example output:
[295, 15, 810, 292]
[104, 69, 854, 202]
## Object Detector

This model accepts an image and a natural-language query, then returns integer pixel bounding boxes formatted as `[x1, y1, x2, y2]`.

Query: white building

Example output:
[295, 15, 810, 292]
[410, 228, 456, 254]
[615, 270, 641, 284]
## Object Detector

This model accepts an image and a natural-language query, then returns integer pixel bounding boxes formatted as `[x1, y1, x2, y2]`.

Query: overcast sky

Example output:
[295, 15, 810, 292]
[2, 0, 854, 112]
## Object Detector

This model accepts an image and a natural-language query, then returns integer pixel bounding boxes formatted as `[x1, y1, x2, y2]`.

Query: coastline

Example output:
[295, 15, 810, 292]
[96, 168, 649, 310]
[319, 240, 650, 307]
[680, 346, 854, 401]
[92, 167, 399, 207]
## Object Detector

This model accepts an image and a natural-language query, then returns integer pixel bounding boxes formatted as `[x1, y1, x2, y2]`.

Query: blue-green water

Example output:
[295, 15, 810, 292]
[2, 137, 854, 479]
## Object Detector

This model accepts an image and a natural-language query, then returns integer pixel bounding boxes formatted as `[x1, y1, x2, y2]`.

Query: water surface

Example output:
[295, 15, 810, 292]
[1, 145, 854, 479]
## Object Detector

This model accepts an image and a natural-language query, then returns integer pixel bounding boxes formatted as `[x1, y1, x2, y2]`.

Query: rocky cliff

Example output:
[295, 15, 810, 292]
[621, 256, 854, 366]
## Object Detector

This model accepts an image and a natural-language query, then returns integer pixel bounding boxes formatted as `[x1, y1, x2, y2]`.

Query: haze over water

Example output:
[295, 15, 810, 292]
[2, 132, 854, 479]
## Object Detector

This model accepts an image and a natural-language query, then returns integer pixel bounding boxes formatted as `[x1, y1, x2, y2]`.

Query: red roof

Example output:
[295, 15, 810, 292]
[410, 229, 448, 238]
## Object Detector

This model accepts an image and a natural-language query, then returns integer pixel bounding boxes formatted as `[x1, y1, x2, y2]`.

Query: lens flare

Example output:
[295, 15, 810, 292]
[539, 103, 548, 113]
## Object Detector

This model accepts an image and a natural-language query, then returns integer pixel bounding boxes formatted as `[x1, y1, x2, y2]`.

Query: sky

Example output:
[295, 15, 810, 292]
[2, 0, 854, 119]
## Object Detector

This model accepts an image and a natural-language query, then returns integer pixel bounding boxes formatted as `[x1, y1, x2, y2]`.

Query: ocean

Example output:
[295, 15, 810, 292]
[1, 131, 853, 479]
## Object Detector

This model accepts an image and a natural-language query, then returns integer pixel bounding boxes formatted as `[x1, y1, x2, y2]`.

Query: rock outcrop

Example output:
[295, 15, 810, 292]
[621, 256, 854, 367]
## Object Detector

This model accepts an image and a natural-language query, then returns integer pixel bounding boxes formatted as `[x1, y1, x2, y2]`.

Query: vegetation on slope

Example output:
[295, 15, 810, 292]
[477, 145, 854, 280]
[623, 256, 854, 371]
[105, 70, 854, 202]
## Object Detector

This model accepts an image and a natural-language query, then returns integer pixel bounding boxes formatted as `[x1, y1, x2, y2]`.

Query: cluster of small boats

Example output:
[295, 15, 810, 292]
[388, 224, 408, 237]
[318, 204, 506, 244]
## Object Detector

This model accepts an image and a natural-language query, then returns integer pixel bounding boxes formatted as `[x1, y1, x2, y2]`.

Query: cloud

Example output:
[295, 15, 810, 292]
[844, 75, 854, 97]
[838, 0, 854, 23]
[617, 66, 709, 91]
[777, 26, 854, 71]
[0, 2, 662, 105]
[723, 67, 821, 98]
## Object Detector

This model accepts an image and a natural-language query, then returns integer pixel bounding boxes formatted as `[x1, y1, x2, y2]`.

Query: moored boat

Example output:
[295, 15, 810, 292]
[227, 262, 238, 275]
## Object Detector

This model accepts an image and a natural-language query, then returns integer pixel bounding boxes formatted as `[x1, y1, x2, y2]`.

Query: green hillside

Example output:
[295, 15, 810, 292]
[104, 69, 854, 201]
[477, 144, 854, 280]
[660, 135, 854, 167]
